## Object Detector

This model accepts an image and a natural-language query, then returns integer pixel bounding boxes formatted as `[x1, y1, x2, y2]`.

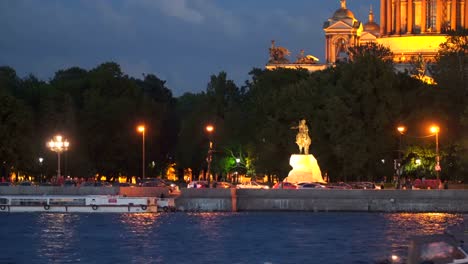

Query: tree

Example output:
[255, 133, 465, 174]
[316, 44, 407, 181]
[0, 68, 34, 178]
[174, 92, 211, 179]
[430, 29, 468, 181]
[243, 68, 311, 180]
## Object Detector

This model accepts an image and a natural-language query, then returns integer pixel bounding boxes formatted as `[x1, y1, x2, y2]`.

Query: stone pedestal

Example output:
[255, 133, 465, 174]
[284, 154, 324, 183]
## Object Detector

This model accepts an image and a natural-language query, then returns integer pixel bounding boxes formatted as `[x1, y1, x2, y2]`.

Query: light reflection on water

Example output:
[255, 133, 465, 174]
[383, 213, 463, 261]
[0, 212, 464, 264]
[36, 214, 82, 263]
[385, 213, 461, 235]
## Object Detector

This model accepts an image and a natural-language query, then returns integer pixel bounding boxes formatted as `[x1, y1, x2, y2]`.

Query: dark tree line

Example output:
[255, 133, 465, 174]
[1, 31, 467, 183]
[0, 63, 177, 180]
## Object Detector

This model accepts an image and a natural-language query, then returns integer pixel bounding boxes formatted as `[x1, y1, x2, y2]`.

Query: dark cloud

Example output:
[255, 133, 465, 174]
[0, 0, 379, 95]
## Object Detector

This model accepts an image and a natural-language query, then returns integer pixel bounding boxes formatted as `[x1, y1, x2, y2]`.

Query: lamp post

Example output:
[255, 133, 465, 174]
[396, 126, 406, 189]
[47, 135, 69, 179]
[38, 157, 44, 183]
[137, 125, 146, 179]
[430, 125, 440, 181]
[205, 125, 214, 185]
[235, 158, 240, 184]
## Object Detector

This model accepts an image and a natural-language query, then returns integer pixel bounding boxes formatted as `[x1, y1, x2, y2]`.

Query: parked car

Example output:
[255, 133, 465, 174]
[141, 181, 167, 187]
[215, 182, 234, 189]
[236, 181, 269, 189]
[297, 183, 327, 189]
[327, 182, 352, 189]
[18, 181, 34, 186]
[160, 179, 179, 192]
[0, 182, 13, 186]
[272, 182, 297, 189]
[81, 181, 112, 187]
[139, 178, 167, 187]
[63, 180, 77, 187]
[112, 182, 132, 187]
[187, 181, 209, 188]
[351, 182, 376, 189]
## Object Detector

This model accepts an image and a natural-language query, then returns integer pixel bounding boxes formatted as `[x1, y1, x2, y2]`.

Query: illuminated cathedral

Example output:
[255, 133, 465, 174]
[267, 0, 468, 72]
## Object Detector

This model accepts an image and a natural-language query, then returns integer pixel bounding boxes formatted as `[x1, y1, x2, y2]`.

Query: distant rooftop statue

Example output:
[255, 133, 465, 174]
[340, 0, 346, 9]
[295, 50, 320, 64]
[268, 40, 291, 64]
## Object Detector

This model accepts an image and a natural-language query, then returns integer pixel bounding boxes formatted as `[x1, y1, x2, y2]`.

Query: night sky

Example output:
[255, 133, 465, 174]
[1, 0, 380, 96]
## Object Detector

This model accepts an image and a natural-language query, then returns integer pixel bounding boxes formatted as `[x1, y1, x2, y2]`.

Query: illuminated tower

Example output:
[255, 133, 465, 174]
[323, 0, 363, 63]
[360, 6, 382, 44]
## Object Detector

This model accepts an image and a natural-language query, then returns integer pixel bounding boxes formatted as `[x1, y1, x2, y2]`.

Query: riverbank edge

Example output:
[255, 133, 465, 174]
[2, 187, 468, 213]
[175, 189, 468, 213]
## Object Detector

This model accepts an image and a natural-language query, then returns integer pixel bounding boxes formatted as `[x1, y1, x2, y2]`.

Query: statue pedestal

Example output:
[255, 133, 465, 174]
[284, 154, 324, 183]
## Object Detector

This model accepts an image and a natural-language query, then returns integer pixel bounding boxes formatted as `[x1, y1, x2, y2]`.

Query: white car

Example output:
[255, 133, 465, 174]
[187, 181, 208, 188]
[236, 181, 269, 189]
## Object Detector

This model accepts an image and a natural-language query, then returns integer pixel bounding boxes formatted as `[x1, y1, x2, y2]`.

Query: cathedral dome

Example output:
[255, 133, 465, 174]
[364, 21, 380, 33]
[332, 8, 355, 20]
[363, 7, 379, 34]
[332, 1, 355, 20]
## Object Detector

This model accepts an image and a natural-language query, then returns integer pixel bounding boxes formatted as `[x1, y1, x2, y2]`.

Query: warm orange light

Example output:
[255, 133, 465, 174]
[205, 125, 214, 133]
[137, 125, 145, 133]
[430, 125, 440, 134]
[47, 135, 70, 152]
[397, 126, 406, 134]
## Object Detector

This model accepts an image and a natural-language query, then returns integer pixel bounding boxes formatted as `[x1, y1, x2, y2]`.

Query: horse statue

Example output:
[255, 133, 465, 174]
[291, 119, 312, 155]
[269, 40, 291, 64]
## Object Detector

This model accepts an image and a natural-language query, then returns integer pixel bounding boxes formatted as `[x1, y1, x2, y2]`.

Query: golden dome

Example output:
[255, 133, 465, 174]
[364, 21, 380, 33]
[332, 8, 355, 20]
[332, 0, 355, 20]
[363, 7, 379, 33]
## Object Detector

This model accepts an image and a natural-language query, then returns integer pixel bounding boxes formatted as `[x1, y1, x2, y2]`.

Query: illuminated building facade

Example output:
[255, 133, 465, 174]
[376, 0, 468, 64]
[267, 0, 467, 72]
[324, 0, 468, 64]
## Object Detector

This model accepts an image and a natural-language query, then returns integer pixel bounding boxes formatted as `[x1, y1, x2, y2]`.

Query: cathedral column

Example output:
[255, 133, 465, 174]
[436, 0, 442, 32]
[421, 0, 427, 33]
[451, 0, 457, 30]
[381, 0, 387, 35]
[408, 0, 413, 33]
[396, 0, 402, 34]
[325, 36, 329, 63]
[465, 0, 468, 28]
[387, 0, 393, 33]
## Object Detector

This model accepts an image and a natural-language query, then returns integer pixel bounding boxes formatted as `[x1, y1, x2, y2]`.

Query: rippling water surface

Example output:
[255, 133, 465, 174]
[0, 212, 462, 264]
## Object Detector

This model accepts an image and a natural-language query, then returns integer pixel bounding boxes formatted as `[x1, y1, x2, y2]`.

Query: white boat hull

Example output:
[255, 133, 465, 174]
[0, 195, 164, 213]
[0, 205, 157, 213]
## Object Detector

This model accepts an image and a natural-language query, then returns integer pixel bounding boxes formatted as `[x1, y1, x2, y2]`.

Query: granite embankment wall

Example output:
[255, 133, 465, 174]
[176, 189, 468, 213]
[0, 186, 168, 197]
[3, 186, 468, 213]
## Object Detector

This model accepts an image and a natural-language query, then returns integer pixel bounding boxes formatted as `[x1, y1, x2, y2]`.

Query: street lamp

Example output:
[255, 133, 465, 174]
[430, 125, 440, 181]
[47, 135, 69, 179]
[396, 126, 406, 189]
[205, 125, 214, 184]
[38, 157, 44, 183]
[137, 125, 146, 179]
[235, 158, 240, 184]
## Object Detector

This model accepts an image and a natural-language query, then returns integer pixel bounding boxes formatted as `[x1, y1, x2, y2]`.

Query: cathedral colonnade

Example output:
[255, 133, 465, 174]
[380, 0, 468, 35]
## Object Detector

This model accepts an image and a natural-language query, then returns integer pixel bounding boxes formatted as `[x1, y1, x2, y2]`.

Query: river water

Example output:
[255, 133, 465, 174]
[0, 212, 462, 264]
